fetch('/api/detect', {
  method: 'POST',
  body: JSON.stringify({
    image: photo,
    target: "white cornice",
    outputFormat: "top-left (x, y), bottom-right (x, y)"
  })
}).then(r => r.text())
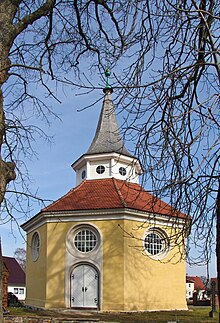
top-left (72, 152), bottom-right (142, 173)
top-left (21, 208), bottom-right (187, 233)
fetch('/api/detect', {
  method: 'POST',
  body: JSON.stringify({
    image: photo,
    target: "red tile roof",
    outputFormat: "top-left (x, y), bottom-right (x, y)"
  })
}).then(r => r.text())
top-left (186, 276), bottom-right (206, 290)
top-left (43, 178), bottom-right (187, 219)
top-left (3, 257), bottom-right (25, 285)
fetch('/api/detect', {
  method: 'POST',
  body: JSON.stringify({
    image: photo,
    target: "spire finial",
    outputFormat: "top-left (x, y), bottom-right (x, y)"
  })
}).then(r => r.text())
top-left (103, 68), bottom-right (113, 93)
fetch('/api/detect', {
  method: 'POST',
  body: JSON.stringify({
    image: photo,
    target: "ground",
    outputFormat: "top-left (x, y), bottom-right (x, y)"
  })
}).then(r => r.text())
top-left (4, 306), bottom-right (219, 322)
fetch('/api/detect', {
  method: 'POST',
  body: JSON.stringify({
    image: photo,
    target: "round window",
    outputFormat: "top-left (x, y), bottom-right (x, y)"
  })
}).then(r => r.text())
top-left (96, 165), bottom-right (105, 174)
top-left (81, 170), bottom-right (86, 179)
top-left (119, 167), bottom-right (126, 176)
top-left (31, 232), bottom-right (40, 261)
top-left (74, 229), bottom-right (97, 252)
top-left (144, 230), bottom-right (168, 257)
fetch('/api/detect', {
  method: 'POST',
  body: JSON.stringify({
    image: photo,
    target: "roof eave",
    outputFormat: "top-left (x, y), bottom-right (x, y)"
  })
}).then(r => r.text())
top-left (21, 207), bottom-right (188, 233)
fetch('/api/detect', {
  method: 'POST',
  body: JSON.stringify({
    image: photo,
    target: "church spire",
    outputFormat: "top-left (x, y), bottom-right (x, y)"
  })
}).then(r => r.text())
top-left (86, 70), bottom-right (131, 157)
top-left (72, 69), bottom-right (142, 185)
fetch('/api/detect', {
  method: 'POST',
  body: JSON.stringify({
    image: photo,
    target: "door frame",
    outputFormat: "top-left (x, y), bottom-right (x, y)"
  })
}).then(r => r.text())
top-left (70, 262), bottom-right (100, 310)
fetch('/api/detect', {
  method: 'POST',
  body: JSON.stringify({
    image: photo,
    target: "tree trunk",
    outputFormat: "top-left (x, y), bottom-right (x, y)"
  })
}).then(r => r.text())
top-left (0, 240), bottom-right (3, 322)
top-left (0, 12), bottom-right (16, 318)
top-left (0, 88), bottom-right (16, 205)
top-left (216, 180), bottom-right (220, 321)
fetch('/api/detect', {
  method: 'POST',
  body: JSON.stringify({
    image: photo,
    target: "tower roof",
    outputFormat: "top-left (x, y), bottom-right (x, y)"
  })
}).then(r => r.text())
top-left (86, 89), bottom-right (132, 157)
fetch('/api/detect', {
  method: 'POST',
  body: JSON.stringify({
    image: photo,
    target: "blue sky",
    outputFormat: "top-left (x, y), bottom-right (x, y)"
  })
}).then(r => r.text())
top-left (1, 81), bottom-right (217, 279)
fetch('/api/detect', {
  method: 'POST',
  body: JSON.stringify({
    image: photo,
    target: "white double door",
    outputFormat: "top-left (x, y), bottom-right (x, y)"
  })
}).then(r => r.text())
top-left (70, 264), bottom-right (99, 308)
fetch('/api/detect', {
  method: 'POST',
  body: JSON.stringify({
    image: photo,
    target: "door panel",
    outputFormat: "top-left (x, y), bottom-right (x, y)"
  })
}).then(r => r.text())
top-left (70, 264), bottom-right (99, 308)
top-left (70, 265), bottom-right (84, 307)
top-left (84, 265), bottom-right (98, 307)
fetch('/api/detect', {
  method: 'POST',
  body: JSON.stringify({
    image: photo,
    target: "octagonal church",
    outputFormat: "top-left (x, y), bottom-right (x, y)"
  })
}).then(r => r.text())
top-left (22, 85), bottom-right (188, 311)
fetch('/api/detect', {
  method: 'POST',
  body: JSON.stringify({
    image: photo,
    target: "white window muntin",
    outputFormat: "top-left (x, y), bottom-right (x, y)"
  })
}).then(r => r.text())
top-left (74, 226), bottom-right (99, 253)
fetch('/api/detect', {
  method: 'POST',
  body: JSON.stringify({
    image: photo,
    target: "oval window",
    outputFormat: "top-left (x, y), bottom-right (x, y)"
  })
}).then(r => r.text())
top-left (31, 232), bottom-right (40, 261)
top-left (144, 229), bottom-right (168, 258)
top-left (119, 167), bottom-right (126, 176)
top-left (96, 165), bottom-right (105, 174)
top-left (81, 170), bottom-right (86, 179)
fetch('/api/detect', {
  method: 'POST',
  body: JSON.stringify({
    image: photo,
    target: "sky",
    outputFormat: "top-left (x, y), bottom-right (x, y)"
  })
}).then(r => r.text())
top-left (1, 78), bottom-right (217, 279)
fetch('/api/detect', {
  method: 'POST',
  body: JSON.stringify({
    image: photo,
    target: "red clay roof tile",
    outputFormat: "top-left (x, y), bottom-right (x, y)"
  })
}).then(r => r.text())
top-left (43, 178), bottom-right (187, 219)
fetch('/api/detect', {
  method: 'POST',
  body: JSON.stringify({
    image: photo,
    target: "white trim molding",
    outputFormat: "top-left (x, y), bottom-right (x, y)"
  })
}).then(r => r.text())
top-left (21, 207), bottom-right (188, 234)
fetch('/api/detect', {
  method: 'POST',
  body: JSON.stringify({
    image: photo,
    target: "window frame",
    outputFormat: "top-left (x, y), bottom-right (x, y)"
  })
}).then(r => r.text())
top-left (31, 231), bottom-right (40, 261)
top-left (73, 226), bottom-right (99, 254)
top-left (96, 165), bottom-right (105, 174)
top-left (81, 170), bottom-right (86, 179)
top-left (119, 166), bottom-right (127, 176)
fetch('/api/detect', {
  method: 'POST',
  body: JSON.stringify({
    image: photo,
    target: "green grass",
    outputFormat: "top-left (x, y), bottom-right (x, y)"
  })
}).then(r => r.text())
top-left (6, 306), bottom-right (219, 323)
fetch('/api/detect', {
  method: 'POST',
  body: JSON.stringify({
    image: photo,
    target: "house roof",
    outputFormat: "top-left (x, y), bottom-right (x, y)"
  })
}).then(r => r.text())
top-left (3, 256), bottom-right (25, 285)
top-left (42, 178), bottom-right (187, 219)
top-left (186, 276), bottom-right (206, 290)
top-left (86, 88), bottom-right (132, 157)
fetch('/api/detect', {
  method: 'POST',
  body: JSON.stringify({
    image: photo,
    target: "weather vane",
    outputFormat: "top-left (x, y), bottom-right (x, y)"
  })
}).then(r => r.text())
top-left (105, 68), bottom-right (111, 89)
top-left (104, 48), bottom-right (113, 92)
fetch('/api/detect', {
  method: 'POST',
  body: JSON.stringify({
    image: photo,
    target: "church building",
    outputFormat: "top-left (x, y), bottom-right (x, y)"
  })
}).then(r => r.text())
top-left (22, 82), bottom-right (188, 311)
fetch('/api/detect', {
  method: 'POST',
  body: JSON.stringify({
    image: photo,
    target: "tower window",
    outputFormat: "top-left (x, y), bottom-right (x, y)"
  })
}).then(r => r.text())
top-left (119, 167), bottom-right (126, 176)
top-left (96, 165), bottom-right (105, 174)
top-left (81, 170), bottom-right (86, 179)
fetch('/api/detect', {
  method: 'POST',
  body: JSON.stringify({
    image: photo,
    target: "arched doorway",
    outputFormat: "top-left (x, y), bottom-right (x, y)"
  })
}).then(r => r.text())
top-left (70, 264), bottom-right (99, 308)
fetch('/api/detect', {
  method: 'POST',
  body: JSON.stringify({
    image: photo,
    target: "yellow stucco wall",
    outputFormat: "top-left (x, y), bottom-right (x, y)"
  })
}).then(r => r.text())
top-left (123, 220), bottom-right (187, 311)
top-left (25, 217), bottom-right (187, 311)
top-left (25, 225), bottom-right (47, 307)
top-left (100, 220), bottom-right (125, 311)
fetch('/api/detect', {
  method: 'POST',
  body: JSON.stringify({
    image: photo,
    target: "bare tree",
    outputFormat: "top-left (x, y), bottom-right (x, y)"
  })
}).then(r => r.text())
top-left (0, 0), bottom-right (135, 315)
top-left (109, 0), bottom-right (219, 317)
top-left (14, 247), bottom-right (26, 272)
top-left (0, 0), bottom-right (219, 318)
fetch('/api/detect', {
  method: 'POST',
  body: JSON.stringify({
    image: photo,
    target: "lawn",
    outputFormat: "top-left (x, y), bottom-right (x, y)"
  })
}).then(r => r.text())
top-left (7, 306), bottom-right (219, 323)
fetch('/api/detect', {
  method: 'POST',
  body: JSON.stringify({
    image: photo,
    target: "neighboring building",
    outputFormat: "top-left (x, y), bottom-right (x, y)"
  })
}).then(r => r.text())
top-left (22, 82), bottom-right (188, 311)
top-left (186, 277), bottom-right (195, 300)
top-left (186, 276), bottom-right (206, 300)
top-left (3, 256), bottom-right (26, 301)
